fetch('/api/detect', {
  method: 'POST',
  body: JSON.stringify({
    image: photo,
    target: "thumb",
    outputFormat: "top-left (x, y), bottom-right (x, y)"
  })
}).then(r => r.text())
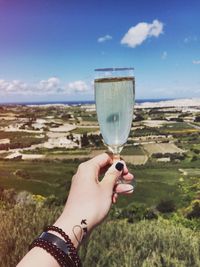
top-left (101, 161), bottom-right (124, 190)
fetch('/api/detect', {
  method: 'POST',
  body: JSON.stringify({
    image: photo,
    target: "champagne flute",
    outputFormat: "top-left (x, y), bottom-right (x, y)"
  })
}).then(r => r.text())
top-left (94, 67), bottom-right (135, 163)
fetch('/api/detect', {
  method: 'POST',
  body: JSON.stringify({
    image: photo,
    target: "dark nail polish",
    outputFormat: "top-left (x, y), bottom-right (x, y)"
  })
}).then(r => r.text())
top-left (115, 162), bottom-right (124, 171)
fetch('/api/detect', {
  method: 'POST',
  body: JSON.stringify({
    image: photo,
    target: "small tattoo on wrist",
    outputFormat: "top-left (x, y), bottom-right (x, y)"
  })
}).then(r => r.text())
top-left (72, 219), bottom-right (88, 245)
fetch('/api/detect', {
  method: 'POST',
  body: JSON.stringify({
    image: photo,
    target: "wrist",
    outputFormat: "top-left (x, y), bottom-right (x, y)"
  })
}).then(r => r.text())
top-left (53, 212), bottom-right (88, 249)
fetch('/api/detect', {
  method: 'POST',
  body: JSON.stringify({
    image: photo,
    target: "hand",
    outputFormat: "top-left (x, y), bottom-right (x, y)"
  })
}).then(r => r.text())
top-left (54, 153), bottom-right (134, 247)
top-left (17, 153), bottom-right (134, 267)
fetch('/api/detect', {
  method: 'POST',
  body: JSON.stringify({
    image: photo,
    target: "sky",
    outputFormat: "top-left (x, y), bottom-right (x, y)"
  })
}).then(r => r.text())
top-left (0, 0), bottom-right (200, 102)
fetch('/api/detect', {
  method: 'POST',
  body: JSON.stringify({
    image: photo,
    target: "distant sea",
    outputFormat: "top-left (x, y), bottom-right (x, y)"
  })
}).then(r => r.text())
top-left (0, 98), bottom-right (174, 106)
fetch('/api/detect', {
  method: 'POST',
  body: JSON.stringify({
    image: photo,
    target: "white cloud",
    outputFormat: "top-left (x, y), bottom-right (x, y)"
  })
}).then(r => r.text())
top-left (98, 34), bottom-right (112, 43)
top-left (0, 78), bottom-right (91, 96)
top-left (161, 51), bottom-right (167, 60)
top-left (193, 60), bottom-right (200, 65)
top-left (38, 77), bottom-right (60, 91)
top-left (0, 77), bottom-right (61, 95)
top-left (68, 80), bottom-right (89, 92)
top-left (0, 79), bottom-right (30, 94)
top-left (121, 19), bottom-right (164, 48)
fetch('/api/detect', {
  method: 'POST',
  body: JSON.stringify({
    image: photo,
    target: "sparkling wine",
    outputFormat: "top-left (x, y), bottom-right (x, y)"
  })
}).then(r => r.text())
top-left (95, 76), bottom-right (135, 153)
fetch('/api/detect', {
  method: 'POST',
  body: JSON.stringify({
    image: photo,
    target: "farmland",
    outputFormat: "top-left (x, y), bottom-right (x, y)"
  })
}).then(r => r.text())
top-left (0, 102), bottom-right (199, 207)
top-left (143, 143), bottom-right (184, 155)
top-left (0, 101), bottom-right (200, 266)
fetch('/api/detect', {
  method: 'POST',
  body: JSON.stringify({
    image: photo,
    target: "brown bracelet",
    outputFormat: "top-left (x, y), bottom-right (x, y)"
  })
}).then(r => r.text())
top-left (45, 225), bottom-right (82, 266)
top-left (29, 238), bottom-right (76, 267)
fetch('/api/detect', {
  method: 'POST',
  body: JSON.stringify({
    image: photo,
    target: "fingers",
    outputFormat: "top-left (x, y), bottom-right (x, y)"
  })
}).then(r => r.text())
top-left (77, 153), bottom-right (112, 179)
top-left (112, 192), bottom-right (118, 204)
top-left (112, 183), bottom-right (134, 203)
top-left (114, 183), bottom-right (134, 194)
top-left (88, 153), bottom-right (113, 169)
top-left (77, 153), bottom-right (133, 185)
top-left (101, 160), bottom-right (124, 188)
top-left (122, 172), bottom-right (134, 182)
top-left (117, 160), bottom-right (134, 182)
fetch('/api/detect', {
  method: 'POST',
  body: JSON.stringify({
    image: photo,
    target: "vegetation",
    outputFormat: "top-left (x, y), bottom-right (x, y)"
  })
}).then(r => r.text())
top-left (121, 145), bottom-right (145, 155)
top-left (0, 131), bottom-right (47, 150)
top-left (0, 201), bottom-right (61, 267)
top-left (81, 219), bottom-right (200, 267)
top-left (0, 160), bottom-right (79, 203)
top-left (0, 104), bottom-right (200, 266)
top-left (0, 199), bottom-right (199, 267)
top-left (72, 127), bottom-right (99, 134)
top-left (21, 147), bottom-right (91, 155)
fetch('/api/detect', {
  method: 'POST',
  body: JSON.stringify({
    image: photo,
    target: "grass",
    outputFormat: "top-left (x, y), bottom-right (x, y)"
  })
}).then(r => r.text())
top-left (142, 143), bottom-right (184, 155)
top-left (0, 136), bottom-right (200, 209)
top-left (1, 105), bottom-right (200, 267)
top-left (0, 120), bottom-right (16, 127)
top-left (160, 122), bottom-right (200, 134)
top-left (0, 159), bottom-right (194, 208)
top-left (0, 152), bottom-right (10, 159)
top-left (0, 160), bottom-right (79, 201)
top-left (0, 161), bottom-right (180, 206)
top-left (81, 115), bottom-right (97, 121)
top-left (0, 202), bottom-right (62, 266)
top-left (21, 147), bottom-right (90, 155)
top-left (0, 202), bottom-right (199, 267)
top-left (162, 122), bottom-right (194, 130)
top-left (117, 164), bottom-right (182, 207)
top-left (180, 168), bottom-right (200, 177)
top-left (71, 127), bottom-right (99, 134)
top-left (121, 145), bottom-right (145, 155)
top-left (80, 219), bottom-right (200, 267)
top-left (0, 131), bottom-right (46, 147)
top-left (192, 144), bottom-right (200, 150)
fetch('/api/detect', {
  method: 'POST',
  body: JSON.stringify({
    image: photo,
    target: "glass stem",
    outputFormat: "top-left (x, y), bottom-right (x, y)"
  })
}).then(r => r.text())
top-left (113, 153), bottom-right (120, 163)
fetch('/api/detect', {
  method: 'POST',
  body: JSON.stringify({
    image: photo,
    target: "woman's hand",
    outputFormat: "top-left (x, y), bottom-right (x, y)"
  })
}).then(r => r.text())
top-left (17, 153), bottom-right (134, 267)
top-left (54, 153), bottom-right (134, 247)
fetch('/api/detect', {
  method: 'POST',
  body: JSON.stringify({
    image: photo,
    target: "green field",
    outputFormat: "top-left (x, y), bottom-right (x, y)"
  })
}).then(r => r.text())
top-left (0, 159), bottom-right (198, 208)
top-left (21, 147), bottom-right (91, 155)
top-left (121, 145), bottom-right (145, 155)
top-left (0, 131), bottom-right (46, 148)
top-left (0, 105), bottom-right (200, 267)
top-left (71, 127), bottom-right (99, 134)
top-left (0, 160), bottom-right (79, 202)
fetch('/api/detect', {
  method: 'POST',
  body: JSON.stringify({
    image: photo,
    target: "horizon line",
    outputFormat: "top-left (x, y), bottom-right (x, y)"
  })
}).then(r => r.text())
top-left (0, 98), bottom-right (177, 105)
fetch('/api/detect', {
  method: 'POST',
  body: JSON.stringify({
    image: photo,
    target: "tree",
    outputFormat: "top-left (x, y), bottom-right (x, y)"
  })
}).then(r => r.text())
top-left (156, 200), bottom-right (176, 213)
top-left (81, 133), bottom-right (90, 147)
top-left (194, 116), bottom-right (200, 122)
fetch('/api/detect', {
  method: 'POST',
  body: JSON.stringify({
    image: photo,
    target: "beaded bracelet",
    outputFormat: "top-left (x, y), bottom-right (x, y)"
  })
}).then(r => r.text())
top-left (29, 238), bottom-right (75, 267)
top-left (30, 226), bottom-right (82, 267)
top-left (45, 225), bottom-right (82, 266)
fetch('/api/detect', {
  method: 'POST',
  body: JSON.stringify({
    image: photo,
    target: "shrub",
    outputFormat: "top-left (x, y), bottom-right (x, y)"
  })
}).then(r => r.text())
top-left (184, 200), bottom-right (200, 219)
top-left (110, 204), bottom-right (158, 222)
top-left (156, 200), bottom-right (176, 213)
top-left (0, 202), bottom-right (61, 267)
top-left (171, 213), bottom-right (200, 231)
top-left (80, 219), bottom-right (200, 267)
top-left (194, 116), bottom-right (200, 122)
top-left (0, 203), bottom-right (199, 267)
top-left (191, 155), bottom-right (198, 162)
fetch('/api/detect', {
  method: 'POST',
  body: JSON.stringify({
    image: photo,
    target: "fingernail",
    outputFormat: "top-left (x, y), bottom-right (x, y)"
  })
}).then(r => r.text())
top-left (115, 162), bottom-right (124, 171)
top-left (123, 184), bottom-right (133, 190)
top-left (122, 184), bottom-right (134, 193)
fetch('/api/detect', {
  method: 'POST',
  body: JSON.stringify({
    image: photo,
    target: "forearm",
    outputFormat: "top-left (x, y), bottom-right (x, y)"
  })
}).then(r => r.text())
top-left (17, 211), bottom-right (83, 267)
top-left (17, 154), bottom-right (133, 267)
top-left (17, 247), bottom-right (60, 267)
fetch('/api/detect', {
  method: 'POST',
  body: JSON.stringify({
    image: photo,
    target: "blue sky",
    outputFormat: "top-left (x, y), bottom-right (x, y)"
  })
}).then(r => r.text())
top-left (0, 0), bottom-right (200, 102)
